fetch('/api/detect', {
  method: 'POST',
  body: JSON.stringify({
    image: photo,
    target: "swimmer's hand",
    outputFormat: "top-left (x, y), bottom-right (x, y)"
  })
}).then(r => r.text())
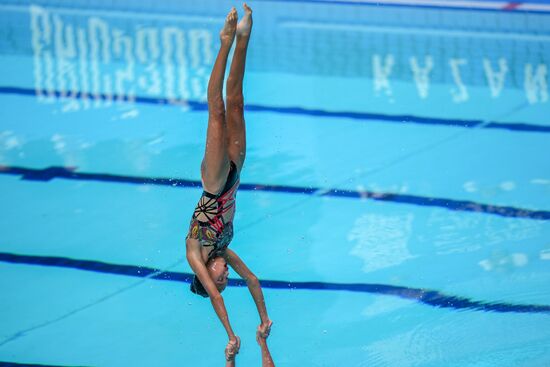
top-left (225, 335), bottom-right (241, 361)
top-left (256, 320), bottom-right (273, 343)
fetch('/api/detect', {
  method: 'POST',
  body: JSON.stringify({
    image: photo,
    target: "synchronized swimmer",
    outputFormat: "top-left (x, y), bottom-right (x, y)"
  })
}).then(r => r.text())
top-left (185, 4), bottom-right (274, 366)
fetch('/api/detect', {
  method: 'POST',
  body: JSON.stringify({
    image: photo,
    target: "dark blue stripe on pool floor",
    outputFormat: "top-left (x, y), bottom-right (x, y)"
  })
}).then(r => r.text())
top-left (1, 86), bottom-right (549, 133)
top-left (259, 0), bottom-right (550, 14)
top-left (0, 362), bottom-right (89, 367)
top-left (1, 252), bottom-right (549, 315)
top-left (1, 165), bottom-right (549, 220)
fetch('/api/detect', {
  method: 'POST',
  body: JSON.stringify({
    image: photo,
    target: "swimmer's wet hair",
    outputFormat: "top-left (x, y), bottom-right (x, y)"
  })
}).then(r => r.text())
top-left (190, 275), bottom-right (209, 298)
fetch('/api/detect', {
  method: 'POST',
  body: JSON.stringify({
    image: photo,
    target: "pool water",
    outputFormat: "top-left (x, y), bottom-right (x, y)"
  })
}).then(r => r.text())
top-left (0, 0), bottom-right (549, 366)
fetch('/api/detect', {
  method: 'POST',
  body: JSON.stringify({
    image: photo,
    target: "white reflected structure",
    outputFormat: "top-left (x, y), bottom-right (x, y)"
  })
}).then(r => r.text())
top-left (24, 4), bottom-right (550, 107)
top-left (410, 56), bottom-right (433, 99)
top-left (281, 20), bottom-right (549, 104)
top-left (483, 58), bottom-right (508, 98)
top-left (30, 5), bottom-right (214, 111)
top-left (449, 58), bottom-right (469, 103)
top-left (524, 63), bottom-right (548, 104)
top-left (373, 54), bottom-right (395, 99)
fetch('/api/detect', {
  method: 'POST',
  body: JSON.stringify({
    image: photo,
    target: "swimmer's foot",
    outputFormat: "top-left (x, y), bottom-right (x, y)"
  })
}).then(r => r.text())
top-left (236, 3), bottom-right (253, 41)
top-left (220, 8), bottom-right (238, 46)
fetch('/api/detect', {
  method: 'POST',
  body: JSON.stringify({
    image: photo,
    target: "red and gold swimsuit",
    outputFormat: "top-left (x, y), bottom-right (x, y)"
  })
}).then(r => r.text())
top-left (186, 161), bottom-right (240, 260)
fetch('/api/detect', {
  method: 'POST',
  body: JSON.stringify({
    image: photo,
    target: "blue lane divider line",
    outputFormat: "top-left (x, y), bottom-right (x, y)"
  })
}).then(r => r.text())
top-left (322, 188), bottom-right (550, 220)
top-left (0, 362), bottom-right (90, 367)
top-left (1, 252), bottom-right (549, 315)
top-left (245, 104), bottom-right (486, 128)
top-left (484, 121), bottom-right (550, 132)
top-left (258, 0), bottom-right (550, 14)
top-left (1, 86), bottom-right (548, 133)
top-left (1, 165), bottom-right (548, 220)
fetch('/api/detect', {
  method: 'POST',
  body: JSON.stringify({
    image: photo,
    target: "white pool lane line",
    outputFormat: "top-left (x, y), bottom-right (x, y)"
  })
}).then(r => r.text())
top-left (278, 0), bottom-right (550, 13)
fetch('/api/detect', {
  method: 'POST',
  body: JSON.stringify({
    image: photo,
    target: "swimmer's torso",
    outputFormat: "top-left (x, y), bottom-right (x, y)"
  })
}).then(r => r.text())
top-left (187, 161), bottom-right (240, 260)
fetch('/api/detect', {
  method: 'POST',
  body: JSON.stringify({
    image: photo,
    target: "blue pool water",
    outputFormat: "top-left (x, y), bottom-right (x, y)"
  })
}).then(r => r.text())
top-left (1, 0), bottom-right (549, 366)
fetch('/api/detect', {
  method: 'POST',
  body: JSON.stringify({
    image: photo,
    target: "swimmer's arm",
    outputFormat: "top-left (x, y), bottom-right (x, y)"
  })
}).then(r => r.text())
top-left (186, 245), bottom-right (236, 340)
top-left (224, 248), bottom-right (270, 325)
top-left (258, 336), bottom-right (275, 367)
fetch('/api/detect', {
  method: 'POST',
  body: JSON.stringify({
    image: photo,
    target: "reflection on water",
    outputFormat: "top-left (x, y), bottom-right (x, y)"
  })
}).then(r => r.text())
top-left (478, 250), bottom-right (528, 273)
top-left (347, 208), bottom-right (544, 266)
top-left (425, 209), bottom-right (543, 255)
top-left (30, 5), bottom-right (214, 110)
top-left (348, 212), bottom-right (416, 272)
top-left (365, 309), bottom-right (550, 367)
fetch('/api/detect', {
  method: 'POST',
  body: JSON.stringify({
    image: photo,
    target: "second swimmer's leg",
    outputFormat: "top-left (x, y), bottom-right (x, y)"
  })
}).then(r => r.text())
top-left (225, 3), bottom-right (253, 173)
top-left (201, 8), bottom-right (237, 194)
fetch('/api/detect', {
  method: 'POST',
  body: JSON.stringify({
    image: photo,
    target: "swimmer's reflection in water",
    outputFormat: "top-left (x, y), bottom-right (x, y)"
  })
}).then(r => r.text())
top-left (184, 4), bottom-right (274, 366)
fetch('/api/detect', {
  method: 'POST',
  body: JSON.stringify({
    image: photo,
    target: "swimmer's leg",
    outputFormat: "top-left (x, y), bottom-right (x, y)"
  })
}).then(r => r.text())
top-left (201, 8), bottom-right (237, 194)
top-left (225, 3), bottom-right (252, 173)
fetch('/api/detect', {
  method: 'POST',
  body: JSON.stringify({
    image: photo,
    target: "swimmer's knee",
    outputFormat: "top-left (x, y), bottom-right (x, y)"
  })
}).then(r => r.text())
top-left (200, 162), bottom-right (229, 194)
top-left (226, 94), bottom-right (244, 114)
top-left (245, 274), bottom-right (259, 286)
top-left (208, 96), bottom-right (226, 119)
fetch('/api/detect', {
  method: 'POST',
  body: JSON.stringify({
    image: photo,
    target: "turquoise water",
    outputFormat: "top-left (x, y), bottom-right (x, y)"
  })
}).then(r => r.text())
top-left (1, 0), bottom-right (550, 366)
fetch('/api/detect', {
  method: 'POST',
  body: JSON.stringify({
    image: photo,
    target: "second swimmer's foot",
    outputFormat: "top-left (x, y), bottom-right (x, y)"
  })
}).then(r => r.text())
top-left (220, 8), bottom-right (237, 44)
top-left (237, 3), bottom-right (253, 39)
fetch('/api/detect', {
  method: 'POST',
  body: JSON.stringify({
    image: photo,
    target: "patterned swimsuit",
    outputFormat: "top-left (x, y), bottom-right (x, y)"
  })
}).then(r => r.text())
top-left (186, 161), bottom-right (240, 260)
